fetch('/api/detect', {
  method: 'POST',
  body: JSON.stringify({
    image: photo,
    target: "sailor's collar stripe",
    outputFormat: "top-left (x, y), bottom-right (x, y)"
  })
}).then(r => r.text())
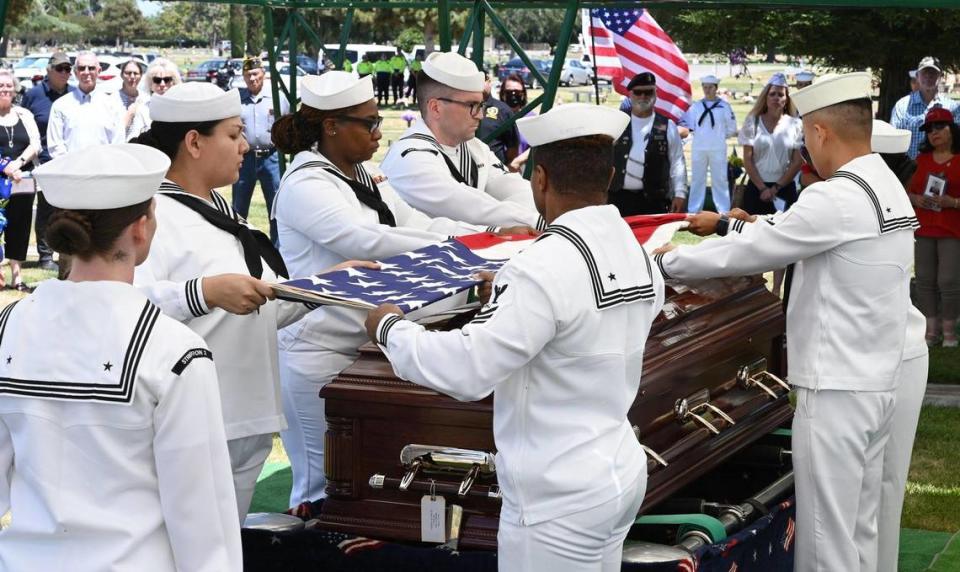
top-left (0, 301), bottom-right (159, 404)
top-left (541, 224), bottom-right (656, 309)
top-left (830, 170), bottom-right (920, 233)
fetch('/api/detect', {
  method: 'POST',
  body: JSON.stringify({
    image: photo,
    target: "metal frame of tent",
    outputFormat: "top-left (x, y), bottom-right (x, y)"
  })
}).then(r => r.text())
top-left (2, 0), bottom-right (958, 170)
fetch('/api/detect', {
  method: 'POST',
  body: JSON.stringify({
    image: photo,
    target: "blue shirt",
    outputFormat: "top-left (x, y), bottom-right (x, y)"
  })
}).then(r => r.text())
top-left (890, 91), bottom-right (960, 159)
top-left (239, 87), bottom-right (290, 150)
top-left (21, 80), bottom-right (77, 163)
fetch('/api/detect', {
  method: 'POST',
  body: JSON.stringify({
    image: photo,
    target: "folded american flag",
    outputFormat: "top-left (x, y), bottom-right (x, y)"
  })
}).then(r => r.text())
top-left (272, 214), bottom-right (686, 312)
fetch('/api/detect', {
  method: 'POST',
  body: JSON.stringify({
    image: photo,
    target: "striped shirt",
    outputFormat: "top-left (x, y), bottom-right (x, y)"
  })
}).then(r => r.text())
top-left (890, 91), bottom-right (960, 159)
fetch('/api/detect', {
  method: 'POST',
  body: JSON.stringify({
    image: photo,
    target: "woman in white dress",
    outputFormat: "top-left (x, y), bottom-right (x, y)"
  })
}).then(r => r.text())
top-left (131, 81), bottom-right (367, 520)
top-left (0, 143), bottom-right (241, 571)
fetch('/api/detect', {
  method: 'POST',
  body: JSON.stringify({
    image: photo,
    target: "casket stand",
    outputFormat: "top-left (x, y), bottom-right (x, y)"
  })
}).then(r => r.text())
top-left (315, 275), bottom-right (792, 549)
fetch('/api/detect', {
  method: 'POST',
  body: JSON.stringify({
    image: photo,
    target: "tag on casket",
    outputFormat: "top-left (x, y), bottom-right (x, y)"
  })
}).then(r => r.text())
top-left (420, 495), bottom-right (446, 542)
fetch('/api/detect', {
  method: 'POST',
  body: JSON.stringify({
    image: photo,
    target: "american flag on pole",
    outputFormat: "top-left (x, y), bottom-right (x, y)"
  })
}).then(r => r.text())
top-left (582, 7), bottom-right (692, 121)
top-left (273, 214), bottom-right (687, 311)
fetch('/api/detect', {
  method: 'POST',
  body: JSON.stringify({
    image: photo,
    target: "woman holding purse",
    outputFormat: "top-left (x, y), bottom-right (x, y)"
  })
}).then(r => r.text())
top-left (0, 68), bottom-right (41, 291)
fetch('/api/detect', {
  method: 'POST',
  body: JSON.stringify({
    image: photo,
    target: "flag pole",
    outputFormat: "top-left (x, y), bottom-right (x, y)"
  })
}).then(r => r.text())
top-left (588, 9), bottom-right (601, 106)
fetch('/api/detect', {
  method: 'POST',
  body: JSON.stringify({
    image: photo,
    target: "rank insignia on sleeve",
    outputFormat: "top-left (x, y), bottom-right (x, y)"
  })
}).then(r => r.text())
top-left (172, 347), bottom-right (214, 375)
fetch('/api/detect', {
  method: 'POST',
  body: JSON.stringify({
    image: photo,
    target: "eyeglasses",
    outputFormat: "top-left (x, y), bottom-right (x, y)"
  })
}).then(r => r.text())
top-left (53, 65), bottom-right (72, 73)
top-left (152, 76), bottom-right (175, 85)
top-left (335, 115), bottom-right (384, 133)
top-left (437, 97), bottom-right (486, 116)
top-left (799, 144), bottom-right (812, 166)
top-left (631, 89), bottom-right (656, 97)
top-left (928, 122), bottom-right (951, 131)
top-left (76, 65), bottom-right (99, 72)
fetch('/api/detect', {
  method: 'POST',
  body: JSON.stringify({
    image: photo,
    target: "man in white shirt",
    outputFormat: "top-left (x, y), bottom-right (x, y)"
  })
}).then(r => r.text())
top-left (609, 72), bottom-right (687, 216)
top-left (366, 103), bottom-right (662, 571)
top-left (380, 51), bottom-right (544, 231)
top-left (47, 51), bottom-right (125, 158)
top-left (654, 73), bottom-right (928, 572)
top-left (681, 75), bottom-right (737, 213)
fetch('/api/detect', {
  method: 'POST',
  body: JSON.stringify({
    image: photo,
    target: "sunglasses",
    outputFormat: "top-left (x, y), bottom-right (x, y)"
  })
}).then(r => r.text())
top-left (76, 65), bottom-right (99, 72)
top-left (800, 144), bottom-right (812, 166)
top-left (53, 65), bottom-right (72, 73)
top-left (631, 89), bottom-right (656, 97)
top-left (437, 97), bottom-right (486, 117)
top-left (152, 76), bottom-right (175, 85)
top-left (335, 115), bottom-right (384, 133)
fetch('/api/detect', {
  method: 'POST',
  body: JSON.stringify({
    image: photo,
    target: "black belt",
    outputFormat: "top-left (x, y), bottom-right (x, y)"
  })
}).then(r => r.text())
top-left (252, 148), bottom-right (275, 158)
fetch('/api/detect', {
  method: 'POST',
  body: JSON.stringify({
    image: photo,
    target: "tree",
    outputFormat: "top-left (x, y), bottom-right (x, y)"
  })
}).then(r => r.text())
top-left (245, 6), bottom-right (264, 56)
top-left (98, 0), bottom-right (145, 48)
top-left (654, 7), bottom-right (960, 121)
top-left (229, 5), bottom-right (245, 57)
top-left (150, 2), bottom-right (227, 48)
top-left (395, 27), bottom-right (424, 53)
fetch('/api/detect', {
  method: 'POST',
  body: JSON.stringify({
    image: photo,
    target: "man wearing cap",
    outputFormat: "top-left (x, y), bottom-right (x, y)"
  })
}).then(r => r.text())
top-left (909, 69), bottom-right (919, 93)
top-left (654, 72), bottom-right (927, 572)
top-left (681, 75), bottom-right (737, 213)
top-left (366, 103), bottom-right (662, 570)
top-left (47, 51), bottom-right (125, 159)
top-left (21, 51), bottom-right (77, 273)
top-left (478, 71), bottom-right (520, 165)
top-left (610, 72), bottom-right (688, 216)
top-left (795, 70), bottom-right (815, 90)
top-left (233, 56), bottom-right (288, 245)
top-left (892, 56), bottom-right (960, 159)
top-left (1, 143), bottom-right (242, 571)
top-left (381, 51), bottom-right (543, 230)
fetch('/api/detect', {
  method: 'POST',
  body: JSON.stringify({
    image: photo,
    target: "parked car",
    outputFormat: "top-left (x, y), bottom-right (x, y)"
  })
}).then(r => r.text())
top-left (184, 58), bottom-right (228, 82)
top-left (13, 53), bottom-right (52, 92)
top-left (278, 52), bottom-right (319, 75)
top-left (496, 57), bottom-right (552, 88)
top-left (560, 58), bottom-right (593, 86)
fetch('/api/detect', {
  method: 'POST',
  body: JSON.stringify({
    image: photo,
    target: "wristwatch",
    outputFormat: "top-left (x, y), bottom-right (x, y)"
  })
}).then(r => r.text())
top-left (716, 213), bottom-right (730, 237)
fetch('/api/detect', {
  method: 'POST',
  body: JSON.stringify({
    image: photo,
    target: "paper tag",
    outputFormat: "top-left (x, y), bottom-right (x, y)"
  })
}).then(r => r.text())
top-left (420, 494), bottom-right (446, 543)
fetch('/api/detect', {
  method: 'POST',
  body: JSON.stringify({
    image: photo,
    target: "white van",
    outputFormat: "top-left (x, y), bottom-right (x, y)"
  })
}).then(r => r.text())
top-left (319, 44), bottom-right (398, 74)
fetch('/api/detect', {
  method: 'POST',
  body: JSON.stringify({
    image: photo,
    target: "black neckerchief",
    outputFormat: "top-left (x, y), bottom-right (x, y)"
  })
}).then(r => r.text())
top-left (698, 100), bottom-right (723, 128)
top-left (287, 161), bottom-right (397, 227)
top-left (158, 182), bottom-right (288, 279)
top-left (400, 133), bottom-right (479, 188)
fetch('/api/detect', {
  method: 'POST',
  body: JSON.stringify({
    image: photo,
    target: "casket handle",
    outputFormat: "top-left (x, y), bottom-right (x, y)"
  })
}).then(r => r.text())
top-left (757, 371), bottom-right (790, 391)
top-left (458, 464), bottom-right (482, 497)
top-left (641, 444), bottom-right (669, 467)
top-left (399, 458), bottom-right (422, 491)
top-left (694, 402), bottom-right (736, 426)
top-left (675, 398), bottom-right (720, 435)
top-left (736, 361), bottom-right (789, 399)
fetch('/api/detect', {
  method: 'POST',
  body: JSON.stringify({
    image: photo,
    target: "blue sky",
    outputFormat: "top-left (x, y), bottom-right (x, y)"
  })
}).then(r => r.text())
top-left (137, 0), bottom-right (162, 17)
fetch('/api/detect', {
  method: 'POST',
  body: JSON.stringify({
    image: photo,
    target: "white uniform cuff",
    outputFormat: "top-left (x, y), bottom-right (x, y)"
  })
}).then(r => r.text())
top-left (376, 313), bottom-right (404, 346)
top-left (183, 277), bottom-right (210, 317)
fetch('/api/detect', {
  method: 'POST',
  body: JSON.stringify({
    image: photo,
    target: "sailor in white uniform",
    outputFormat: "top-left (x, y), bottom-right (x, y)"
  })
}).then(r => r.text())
top-left (0, 144), bottom-right (241, 571)
top-left (654, 73), bottom-right (928, 572)
top-left (680, 75), bottom-right (737, 213)
top-left (272, 72), bottom-right (489, 505)
top-left (366, 104), bottom-right (664, 572)
top-left (131, 82), bottom-right (335, 520)
top-left (380, 51), bottom-right (545, 231)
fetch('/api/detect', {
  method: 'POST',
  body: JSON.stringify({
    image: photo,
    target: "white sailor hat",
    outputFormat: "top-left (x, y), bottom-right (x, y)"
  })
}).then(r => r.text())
top-left (871, 119), bottom-right (911, 154)
top-left (422, 51), bottom-right (484, 93)
top-left (792, 72), bottom-right (872, 116)
top-left (767, 73), bottom-right (788, 87)
top-left (516, 103), bottom-right (629, 148)
top-left (149, 82), bottom-right (241, 123)
top-left (33, 144), bottom-right (169, 210)
top-left (700, 74), bottom-right (720, 85)
top-left (300, 72), bottom-right (374, 110)
top-left (795, 70), bottom-right (815, 83)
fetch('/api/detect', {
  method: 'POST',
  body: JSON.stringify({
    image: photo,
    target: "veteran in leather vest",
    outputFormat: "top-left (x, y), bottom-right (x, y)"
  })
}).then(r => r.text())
top-left (609, 72), bottom-right (688, 216)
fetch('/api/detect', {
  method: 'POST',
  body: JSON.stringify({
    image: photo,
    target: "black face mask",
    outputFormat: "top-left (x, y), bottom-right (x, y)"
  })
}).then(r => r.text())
top-left (503, 91), bottom-right (525, 109)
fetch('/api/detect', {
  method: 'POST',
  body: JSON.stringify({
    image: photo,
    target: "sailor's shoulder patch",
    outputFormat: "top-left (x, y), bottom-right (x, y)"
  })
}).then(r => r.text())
top-left (172, 347), bottom-right (213, 375)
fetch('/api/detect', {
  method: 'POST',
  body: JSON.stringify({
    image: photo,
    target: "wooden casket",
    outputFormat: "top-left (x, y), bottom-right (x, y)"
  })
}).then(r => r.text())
top-left (316, 276), bottom-right (792, 550)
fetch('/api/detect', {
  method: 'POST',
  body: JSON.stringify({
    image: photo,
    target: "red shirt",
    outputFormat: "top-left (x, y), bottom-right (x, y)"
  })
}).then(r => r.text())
top-left (908, 152), bottom-right (960, 238)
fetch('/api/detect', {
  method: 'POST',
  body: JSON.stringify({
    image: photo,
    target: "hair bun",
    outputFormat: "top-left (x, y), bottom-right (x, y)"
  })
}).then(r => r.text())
top-left (45, 210), bottom-right (94, 256)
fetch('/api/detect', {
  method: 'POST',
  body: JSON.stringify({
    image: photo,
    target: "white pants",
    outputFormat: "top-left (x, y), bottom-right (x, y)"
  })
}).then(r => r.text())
top-left (227, 432), bottom-right (274, 522)
top-left (688, 147), bottom-right (730, 213)
top-left (792, 387), bottom-right (896, 572)
top-left (279, 345), bottom-right (355, 506)
top-left (878, 356), bottom-right (928, 572)
top-left (497, 476), bottom-right (646, 572)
